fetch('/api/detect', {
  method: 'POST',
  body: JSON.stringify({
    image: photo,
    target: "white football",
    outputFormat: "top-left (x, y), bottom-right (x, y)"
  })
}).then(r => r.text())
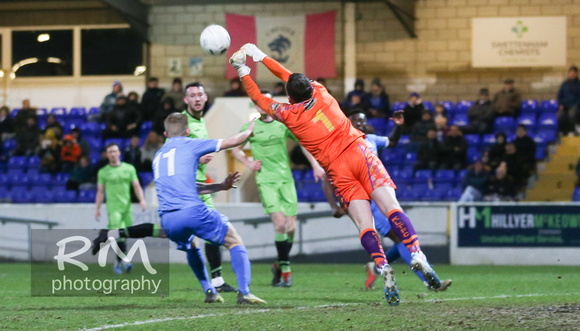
top-left (200, 24), bottom-right (231, 56)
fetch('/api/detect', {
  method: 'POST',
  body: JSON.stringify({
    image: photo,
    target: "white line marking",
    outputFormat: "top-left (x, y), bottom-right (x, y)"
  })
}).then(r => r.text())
top-left (82, 293), bottom-right (579, 330)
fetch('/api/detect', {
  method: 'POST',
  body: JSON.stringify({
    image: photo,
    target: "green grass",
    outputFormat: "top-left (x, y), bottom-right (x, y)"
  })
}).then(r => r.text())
top-left (1, 262), bottom-right (579, 330)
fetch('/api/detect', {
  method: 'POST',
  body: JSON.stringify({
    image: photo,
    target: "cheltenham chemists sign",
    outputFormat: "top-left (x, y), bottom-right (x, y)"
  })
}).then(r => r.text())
top-left (457, 205), bottom-right (580, 247)
top-left (472, 17), bottom-right (566, 67)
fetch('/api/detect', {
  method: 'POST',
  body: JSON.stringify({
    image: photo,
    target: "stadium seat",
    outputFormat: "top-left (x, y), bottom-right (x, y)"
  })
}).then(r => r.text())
top-left (413, 169), bottom-right (432, 184)
top-left (7, 168), bottom-right (24, 176)
top-left (36, 108), bottom-right (48, 120)
top-left (54, 190), bottom-right (77, 203)
top-left (517, 114), bottom-right (537, 129)
top-left (573, 188), bottom-right (580, 201)
top-left (88, 107), bottom-right (100, 115)
top-left (11, 191), bottom-right (36, 204)
top-left (381, 149), bottom-right (404, 167)
top-left (80, 122), bottom-right (101, 136)
top-left (454, 100), bottom-right (473, 113)
top-left (403, 152), bottom-right (417, 165)
top-left (457, 169), bottom-right (468, 180)
top-left (302, 182), bottom-right (325, 202)
top-left (520, 99), bottom-right (539, 115)
top-left (0, 189), bottom-right (10, 201)
top-left (439, 101), bottom-right (454, 112)
top-left (63, 120), bottom-right (84, 134)
top-left (482, 134), bottom-right (496, 147)
top-left (541, 99), bottom-right (558, 113)
top-left (51, 173), bottom-right (70, 188)
top-left (69, 107), bottom-right (87, 120)
top-left (536, 129), bottom-right (557, 143)
top-left (421, 188), bottom-right (444, 201)
top-left (391, 168), bottom-right (413, 185)
top-left (30, 173), bottom-right (52, 187)
top-left (302, 169), bottom-right (314, 181)
top-left (434, 182), bottom-right (455, 190)
top-left (433, 170), bottom-right (455, 184)
top-left (422, 101), bottom-right (433, 111)
top-left (87, 138), bottom-right (103, 152)
top-left (494, 117), bottom-right (515, 132)
top-left (397, 189), bottom-right (421, 202)
top-left (2, 139), bottom-right (16, 155)
top-left (444, 187), bottom-right (463, 201)
top-left (535, 148), bottom-right (545, 160)
top-left (538, 113), bottom-right (558, 130)
top-left (467, 147), bottom-right (480, 163)
top-left (8, 156), bottom-right (27, 170)
top-left (10, 185), bottom-right (29, 195)
top-left (78, 190), bottom-right (97, 203)
top-left (291, 170), bottom-right (303, 181)
top-left (451, 114), bottom-right (469, 126)
top-left (463, 134), bottom-right (481, 147)
top-left (140, 121), bottom-right (153, 134)
top-left (28, 156), bottom-right (40, 169)
top-left (139, 172), bottom-right (154, 187)
top-left (0, 175), bottom-right (11, 188)
top-left (10, 108), bottom-right (19, 117)
top-left (50, 107), bottom-right (67, 119)
top-left (392, 102), bottom-right (406, 111)
top-left (398, 135), bottom-right (411, 145)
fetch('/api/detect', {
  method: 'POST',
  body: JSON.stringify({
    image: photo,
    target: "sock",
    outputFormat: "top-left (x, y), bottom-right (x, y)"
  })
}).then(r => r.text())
top-left (385, 244), bottom-right (401, 263)
top-left (116, 239), bottom-right (126, 262)
top-left (275, 233), bottom-right (291, 273)
top-left (388, 209), bottom-right (421, 253)
top-left (287, 233), bottom-right (295, 253)
top-left (205, 242), bottom-right (222, 279)
top-left (186, 247), bottom-right (214, 294)
top-left (230, 245), bottom-right (251, 295)
top-left (360, 229), bottom-right (387, 269)
top-left (118, 223), bottom-right (161, 238)
top-left (395, 242), bottom-right (425, 282)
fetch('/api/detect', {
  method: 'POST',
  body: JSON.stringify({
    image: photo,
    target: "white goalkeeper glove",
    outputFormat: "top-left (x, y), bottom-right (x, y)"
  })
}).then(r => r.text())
top-left (241, 43), bottom-right (267, 62)
top-left (229, 50), bottom-right (251, 77)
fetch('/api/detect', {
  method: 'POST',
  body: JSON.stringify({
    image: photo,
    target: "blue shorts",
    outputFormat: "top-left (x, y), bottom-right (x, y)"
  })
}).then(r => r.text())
top-left (371, 201), bottom-right (391, 236)
top-left (160, 205), bottom-right (229, 251)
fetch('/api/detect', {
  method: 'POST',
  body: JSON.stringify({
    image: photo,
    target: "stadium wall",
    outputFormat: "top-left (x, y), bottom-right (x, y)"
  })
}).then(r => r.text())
top-left (148, 0), bottom-right (575, 103)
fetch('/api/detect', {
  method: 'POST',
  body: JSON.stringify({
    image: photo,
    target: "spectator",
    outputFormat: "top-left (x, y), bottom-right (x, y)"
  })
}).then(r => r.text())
top-left (70, 127), bottom-right (90, 156)
top-left (141, 77), bottom-right (164, 121)
top-left (433, 104), bottom-right (447, 121)
top-left (0, 106), bottom-right (15, 141)
top-left (127, 91), bottom-right (140, 104)
top-left (503, 142), bottom-right (527, 190)
top-left (123, 135), bottom-right (143, 170)
top-left (343, 79), bottom-right (366, 111)
top-left (466, 88), bottom-right (494, 134)
top-left (434, 116), bottom-right (449, 142)
top-left (60, 134), bottom-right (82, 172)
top-left (272, 82), bottom-right (286, 96)
top-left (492, 79), bottom-right (522, 118)
top-left (66, 155), bottom-right (96, 191)
top-left (486, 132), bottom-right (507, 169)
top-left (513, 124), bottom-right (537, 169)
top-left (97, 80), bottom-right (123, 122)
top-left (363, 78), bottom-right (390, 118)
top-left (153, 97), bottom-right (177, 136)
top-left (163, 78), bottom-right (185, 111)
top-left (458, 160), bottom-right (490, 202)
top-left (557, 65), bottom-right (580, 135)
top-left (15, 117), bottom-right (40, 156)
top-left (484, 162), bottom-right (516, 201)
top-left (44, 114), bottom-right (64, 140)
top-left (37, 128), bottom-right (60, 173)
top-left (402, 92), bottom-right (425, 134)
top-left (414, 129), bottom-right (441, 172)
top-left (411, 110), bottom-right (436, 143)
top-left (141, 131), bottom-right (163, 170)
top-left (440, 125), bottom-right (468, 170)
top-left (224, 78), bottom-right (246, 97)
top-left (102, 96), bottom-right (142, 139)
top-left (15, 99), bottom-right (38, 134)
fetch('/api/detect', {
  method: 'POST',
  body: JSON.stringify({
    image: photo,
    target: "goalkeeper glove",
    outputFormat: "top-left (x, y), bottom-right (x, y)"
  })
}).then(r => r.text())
top-left (241, 43), bottom-right (267, 62)
top-left (229, 50), bottom-right (251, 77)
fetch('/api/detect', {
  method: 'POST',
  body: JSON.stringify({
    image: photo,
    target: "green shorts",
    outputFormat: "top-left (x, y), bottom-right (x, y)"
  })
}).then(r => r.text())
top-left (257, 181), bottom-right (298, 216)
top-left (200, 193), bottom-right (215, 209)
top-left (107, 209), bottom-right (133, 229)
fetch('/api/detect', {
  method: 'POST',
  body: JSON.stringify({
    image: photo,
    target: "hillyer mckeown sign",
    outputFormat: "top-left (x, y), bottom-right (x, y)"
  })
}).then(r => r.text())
top-left (457, 205), bottom-right (580, 247)
top-left (472, 17), bottom-right (566, 68)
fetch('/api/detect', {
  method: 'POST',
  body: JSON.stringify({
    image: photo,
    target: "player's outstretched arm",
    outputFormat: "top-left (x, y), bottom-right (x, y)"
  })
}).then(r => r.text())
top-left (241, 43), bottom-right (292, 82)
top-left (197, 172), bottom-right (241, 195)
top-left (387, 110), bottom-right (404, 148)
top-left (220, 119), bottom-right (256, 150)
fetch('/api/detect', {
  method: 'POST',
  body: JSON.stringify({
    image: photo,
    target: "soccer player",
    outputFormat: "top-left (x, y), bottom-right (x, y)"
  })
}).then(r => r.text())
top-left (181, 81), bottom-right (236, 293)
top-left (232, 90), bottom-right (302, 287)
top-left (348, 110), bottom-right (452, 292)
top-left (95, 143), bottom-right (146, 274)
top-left (229, 44), bottom-right (440, 305)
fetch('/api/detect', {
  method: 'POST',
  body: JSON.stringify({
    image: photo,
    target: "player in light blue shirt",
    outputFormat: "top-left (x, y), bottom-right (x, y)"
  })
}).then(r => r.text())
top-left (349, 109), bottom-right (451, 292)
top-left (154, 113), bottom-right (265, 304)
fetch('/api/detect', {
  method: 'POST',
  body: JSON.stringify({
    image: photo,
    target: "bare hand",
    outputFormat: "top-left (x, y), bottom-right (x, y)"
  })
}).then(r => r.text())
top-left (390, 110), bottom-right (404, 126)
top-left (313, 165), bottom-right (326, 183)
top-left (199, 154), bottom-right (214, 164)
top-left (222, 171), bottom-right (241, 190)
top-left (127, 123), bottom-right (137, 130)
top-left (139, 200), bottom-right (147, 211)
top-left (250, 160), bottom-right (262, 172)
top-left (95, 210), bottom-right (101, 222)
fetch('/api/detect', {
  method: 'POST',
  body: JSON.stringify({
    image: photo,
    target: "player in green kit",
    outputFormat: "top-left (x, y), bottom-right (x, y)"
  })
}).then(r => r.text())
top-left (233, 90), bottom-right (316, 287)
top-left (95, 143), bottom-right (146, 274)
top-left (181, 81), bottom-right (236, 292)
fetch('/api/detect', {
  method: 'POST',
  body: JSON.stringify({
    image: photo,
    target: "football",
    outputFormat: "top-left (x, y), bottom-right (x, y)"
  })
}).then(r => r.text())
top-left (200, 24), bottom-right (231, 56)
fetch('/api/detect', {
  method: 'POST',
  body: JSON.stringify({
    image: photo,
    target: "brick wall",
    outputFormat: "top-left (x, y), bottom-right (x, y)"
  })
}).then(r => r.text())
top-left (149, 0), bottom-right (575, 104)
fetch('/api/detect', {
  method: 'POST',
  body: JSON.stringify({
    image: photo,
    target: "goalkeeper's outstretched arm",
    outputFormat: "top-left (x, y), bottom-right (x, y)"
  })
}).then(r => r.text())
top-left (241, 43), bottom-right (292, 82)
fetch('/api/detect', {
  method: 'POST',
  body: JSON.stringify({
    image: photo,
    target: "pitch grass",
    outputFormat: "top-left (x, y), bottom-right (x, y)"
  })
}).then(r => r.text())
top-left (1, 263), bottom-right (579, 330)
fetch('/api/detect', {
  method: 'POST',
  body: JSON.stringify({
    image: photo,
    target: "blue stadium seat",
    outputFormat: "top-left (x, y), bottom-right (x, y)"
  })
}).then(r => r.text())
top-left (520, 99), bottom-right (539, 115)
top-left (433, 170), bottom-right (455, 184)
top-left (411, 183), bottom-right (430, 192)
top-left (421, 188), bottom-right (444, 201)
top-left (36, 108), bottom-right (48, 120)
top-left (467, 147), bottom-right (480, 163)
top-left (0, 189), bottom-right (10, 201)
top-left (51, 173), bottom-right (70, 188)
top-left (517, 114), bottom-right (537, 129)
top-left (392, 102), bottom-right (406, 111)
top-left (422, 101), bottom-right (433, 111)
top-left (10, 185), bottom-right (29, 195)
top-left (573, 188), bottom-right (580, 201)
top-left (538, 113), bottom-right (557, 130)
top-left (413, 169), bottom-right (432, 184)
top-left (457, 169), bottom-right (468, 180)
top-left (535, 148), bottom-right (545, 160)
top-left (139, 172), bottom-right (154, 186)
top-left (403, 152), bottom-right (417, 165)
top-left (536, 129), bottom-right (557, 143)
top-left (451, 114), bottom-right (469, 126)
top-left (80, 122), bottom-right (100, 135)
top-left (482, 134), bottom-right (496, 147)
top-left (541, 99), bottom-right (558, 113)
top-left (10, 108), bottom-right (19, 117)
top-left (87, 138), bottom-right (103, 152)
top-left (434, 182), bottom-right (455, 190)
top-left (11, 191), bottom-right (36, 203)
top-left (0, 175), bottom-right (11, 188)
top-left (381, 149), bottom-right (404, 167)
top-left (397, 189), bottom-right (421, 202)
top-left (63, 120), bottom-right (84, 134)
top-left (7, 168), bottom-right (24, 176)
top-left (28, 156), bottom-right (40, 169)
top-left (367, 118), bottom-right (389, 135)
top-left (439, 101), bottom-right (454, 112)
top-left (8, 156), bottom-right (27, 170)
top-left (140, 121), bottom-right (153, 134)
top-left (398, 135), bottom-right (411, 145)
top-left (494, 117), bottom-right (515, 132)
top-left (30, 173), bottom-right (52, 187)
top-left (88, 107), bottom-right (100, 115)
top-left (69, 107), bottom-right (87, 120)
top-left (391, 168), bottom-right (413, 185)
top-left (54, 190), bottom-right (77, 203)
top-left (78, 190), bottom-right (97, 203)
top-left (302, 182), bottom-right (325, 202)
top-left (50, 107), bottom-right (67, 117)
top-left (463, 134), bottom-right (481, 147)
top-left (292, 170), bottom-right (303, 181)
top-left (2, 139), bottom-right (16, 155)
top-left (444, 187), bottom-right (463, 201)
top-left (454, 100), bottom-right (473, 113)
top-left (302, 169), bottom-right (314, 181)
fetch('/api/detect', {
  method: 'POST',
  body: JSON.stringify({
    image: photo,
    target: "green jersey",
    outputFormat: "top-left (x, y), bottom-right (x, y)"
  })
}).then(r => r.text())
top-left (182, 110), bottom-right (208, 182)
top-left (241, 118), bottom-right (297, 184)
top-left (97, 162), bottom-right (138, 214)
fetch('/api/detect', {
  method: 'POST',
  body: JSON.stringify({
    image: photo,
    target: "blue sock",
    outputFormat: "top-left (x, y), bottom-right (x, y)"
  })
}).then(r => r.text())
top-left (385, 244), bottom-right (401, 263)
top-left (230, 245), bottom-right (251, 294)
top-left (396, 242), bottom-right (425, 282)
top-left (186, 248), bottom-right (214, 294)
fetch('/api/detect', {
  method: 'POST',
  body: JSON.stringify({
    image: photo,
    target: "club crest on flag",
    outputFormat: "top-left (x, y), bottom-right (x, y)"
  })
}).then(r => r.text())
top-left (268, 35), bottom-right (292, 64)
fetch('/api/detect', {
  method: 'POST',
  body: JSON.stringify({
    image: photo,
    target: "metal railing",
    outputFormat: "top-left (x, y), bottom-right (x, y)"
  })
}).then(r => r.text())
top-left (0, 217), bottom-right (59, 261)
